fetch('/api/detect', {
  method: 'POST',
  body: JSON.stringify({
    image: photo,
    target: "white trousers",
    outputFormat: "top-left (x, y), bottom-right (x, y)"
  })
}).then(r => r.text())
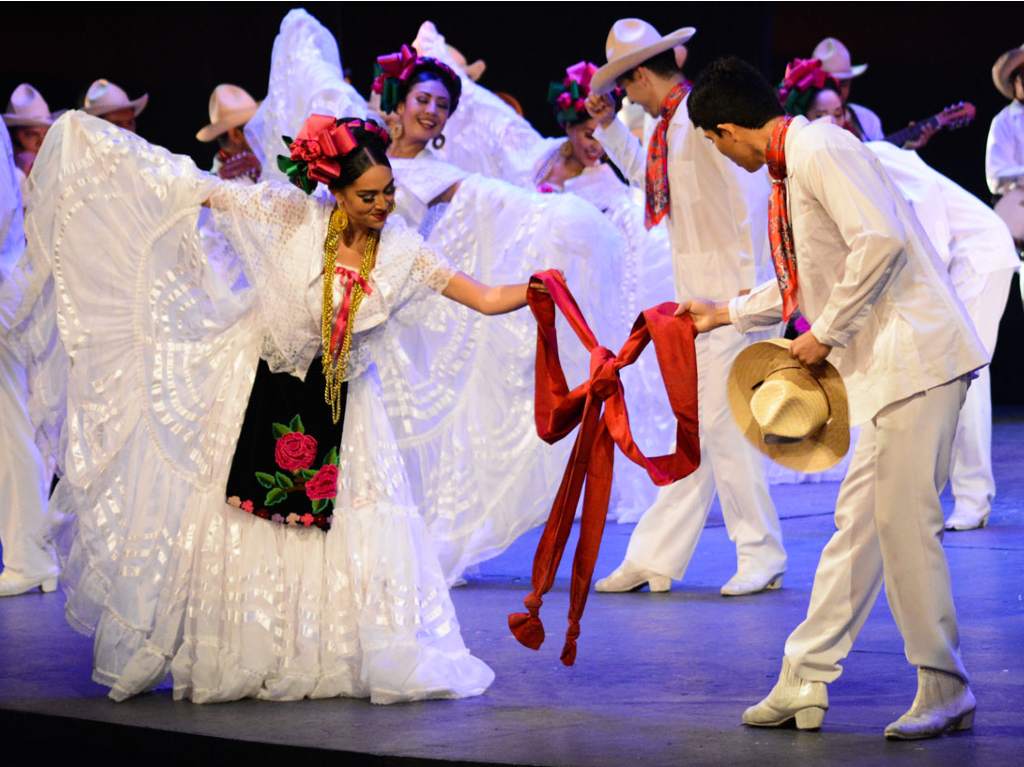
top-left (0, 339), bottom-right (56, 577)
top-left (949, 267), bottom-right (1015, 517)
top-left (624, 325), bottom-right (786, 580)
top-left (785, 376), bottom-right (969, 683)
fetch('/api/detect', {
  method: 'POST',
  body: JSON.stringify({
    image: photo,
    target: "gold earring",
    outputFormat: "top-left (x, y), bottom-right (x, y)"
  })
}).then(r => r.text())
top-left (386, 200), bottom-right (397, 213)
top-left (338, 207), bottom-right (349, 230)
top-left (560, 140), bottom-right (574, 158)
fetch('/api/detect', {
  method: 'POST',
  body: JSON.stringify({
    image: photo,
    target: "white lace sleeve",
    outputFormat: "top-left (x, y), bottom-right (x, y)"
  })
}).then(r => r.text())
top-left (246, 8), bottom-right (371, 184)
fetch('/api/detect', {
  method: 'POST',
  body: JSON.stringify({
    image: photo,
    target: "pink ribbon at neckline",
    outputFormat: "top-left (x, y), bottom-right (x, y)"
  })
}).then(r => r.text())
top-left (329, 267), bottom-right (374, 357)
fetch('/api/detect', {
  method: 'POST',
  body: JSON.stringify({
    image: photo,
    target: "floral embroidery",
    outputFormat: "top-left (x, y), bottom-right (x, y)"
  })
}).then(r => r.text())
top-left (236, 413), bottom-right (341, 532)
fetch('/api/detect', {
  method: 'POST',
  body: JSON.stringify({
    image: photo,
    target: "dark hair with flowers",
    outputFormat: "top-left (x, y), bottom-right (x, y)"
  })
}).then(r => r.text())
top-left (372, 44), bottom-right (462, 115)
top-left (778, 58), bottom-right (843, 117)
top-left (547, 61), bottom-right (622, 128)
top-left (277, 115), bottom-right (392, 195)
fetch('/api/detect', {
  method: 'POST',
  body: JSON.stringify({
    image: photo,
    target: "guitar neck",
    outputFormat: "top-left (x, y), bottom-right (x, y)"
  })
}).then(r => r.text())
top-left (884, 115), bottom-right (941, 146)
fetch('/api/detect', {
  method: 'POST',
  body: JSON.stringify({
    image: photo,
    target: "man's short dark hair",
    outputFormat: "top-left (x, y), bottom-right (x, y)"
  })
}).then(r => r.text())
top-left (617, 48), bottom-right (681, 86)
top-left (688, 56), bottom-right (784, 134)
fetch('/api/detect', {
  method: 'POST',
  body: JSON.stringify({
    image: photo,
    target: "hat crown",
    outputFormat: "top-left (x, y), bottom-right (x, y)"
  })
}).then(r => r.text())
top-left (208, 84), bottom-right (258, 123)
top-left (7, 83), bottom-right (50, 119)
top-left (85, 79), bottom-right (130, 109)
top-left (606, 18), bottom-right (664, 62)
top-left (749, 370), bottom-right (829, 442)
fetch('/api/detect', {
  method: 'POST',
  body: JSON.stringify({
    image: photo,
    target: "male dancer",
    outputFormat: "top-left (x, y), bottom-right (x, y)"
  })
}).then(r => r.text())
top-left (685, 56), bottom-right (987, 740)
top-left (196, 84), bottom-right (262, 182)
top-left (83, 79), bottom-right (147, 134)
top-left (586, 19), bottom-right (786, 597)
top-left (987, 43), bottom-right (1024, 197)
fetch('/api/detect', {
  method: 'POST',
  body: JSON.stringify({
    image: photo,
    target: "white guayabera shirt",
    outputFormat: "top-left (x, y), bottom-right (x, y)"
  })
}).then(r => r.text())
top-left (986, 100), bottom-right (1024, 195)
top-left (729, 117), bottom-right (988, 426)
top-left (595, 95), bottom-right (776, 303)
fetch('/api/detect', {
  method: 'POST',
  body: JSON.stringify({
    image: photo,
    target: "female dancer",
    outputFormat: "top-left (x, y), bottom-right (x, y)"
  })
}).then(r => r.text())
top-left (32, 109), bottom-right (532, 704)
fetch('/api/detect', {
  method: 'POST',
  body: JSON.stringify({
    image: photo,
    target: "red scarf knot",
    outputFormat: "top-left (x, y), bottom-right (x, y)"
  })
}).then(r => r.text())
top-left (644, 81), bottom-right (690, 230)
top-left (507, 270), bottom-right (701, 665)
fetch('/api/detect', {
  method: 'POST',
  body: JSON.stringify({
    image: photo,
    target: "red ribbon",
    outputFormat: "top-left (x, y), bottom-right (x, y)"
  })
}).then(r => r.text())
top-left (507, 270), bottom-right (700, 665)
top-left (779, 58), bottom-right (832, 102)
top-left (329, 267), bottom-right (374, 357)
top-left (373, 44), bottom-right (418, 92)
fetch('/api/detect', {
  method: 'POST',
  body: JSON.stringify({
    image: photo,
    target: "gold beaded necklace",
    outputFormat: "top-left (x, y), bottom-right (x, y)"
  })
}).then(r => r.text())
top-left (321, 207), bottom-right (379, 423)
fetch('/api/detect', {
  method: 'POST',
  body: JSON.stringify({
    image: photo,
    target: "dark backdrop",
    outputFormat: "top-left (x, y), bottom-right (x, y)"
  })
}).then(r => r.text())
top-left (3, 2), bottom-right (1021, 403)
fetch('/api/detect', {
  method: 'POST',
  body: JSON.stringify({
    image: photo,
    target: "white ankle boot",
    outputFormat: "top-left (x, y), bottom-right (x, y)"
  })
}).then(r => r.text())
top-left (742, 659), bottom-right (828, 730)
top-left (720, 570), bottom-right (784, 597)
top-left (594, 561), bottom-right (671, 593)
top-left (0, 569), bottom-right (59, 597)
top-left (944, 507), bottom-right (990, 532)
top-left (884, 667), bottom-right (976, 740)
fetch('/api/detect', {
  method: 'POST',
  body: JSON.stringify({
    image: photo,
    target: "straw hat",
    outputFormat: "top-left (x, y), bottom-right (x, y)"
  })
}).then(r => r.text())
top-left (83, 79), bottom-right (148, 117)
top-left (3, 84), bottom-right (60, 128)
top-left (812, 37), bottom-right (867, 80)
top-left (728, 339), bottom-right (850, 472)
top-left (992, 44), bottom-right (1024, 100)
top-left (196, 84), bottom-right (260, 142)
top-left (591, 19), bottom-right (696, 95)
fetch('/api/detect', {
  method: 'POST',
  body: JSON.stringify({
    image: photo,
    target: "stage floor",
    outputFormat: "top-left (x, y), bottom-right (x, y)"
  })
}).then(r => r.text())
top-left (2, 413), bottom-right (1023, 765)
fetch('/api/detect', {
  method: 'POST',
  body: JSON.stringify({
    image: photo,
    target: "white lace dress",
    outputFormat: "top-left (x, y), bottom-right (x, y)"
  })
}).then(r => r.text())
top-left (30, 111), bottom-right (493, 704)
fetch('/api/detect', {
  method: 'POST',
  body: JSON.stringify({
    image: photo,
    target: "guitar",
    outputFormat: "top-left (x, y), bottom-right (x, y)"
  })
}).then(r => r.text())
top-left (883, 102), bottom-right (976, 147)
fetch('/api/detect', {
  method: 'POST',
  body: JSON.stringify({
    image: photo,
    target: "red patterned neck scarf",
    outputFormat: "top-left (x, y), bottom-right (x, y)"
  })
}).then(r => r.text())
top-left (644, 81), bottom-right (690, 230)
top-left (766, 116), bottom-right (799, 321)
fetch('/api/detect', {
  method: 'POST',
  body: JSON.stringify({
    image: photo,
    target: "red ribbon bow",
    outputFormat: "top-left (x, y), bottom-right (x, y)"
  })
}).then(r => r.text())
top-left (565, 61), bottom-right (598, 93)
top-left (373, 44), bottom-right (418, 93)
top-left (507, 270), bottom-right (701, 666)
top-left (780, 58), bottom-right (829, 101)
top-left (330, 267), bottom-right (374, 356)
top-left (289, 114), bottom-right (360, 187)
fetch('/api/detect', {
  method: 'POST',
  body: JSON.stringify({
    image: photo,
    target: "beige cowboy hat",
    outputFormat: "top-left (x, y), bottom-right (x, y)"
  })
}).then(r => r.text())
top-left (992, 44), bottom-right (1024, 99)
top-left (447, 44), bottom-right (486, 82)
top-left (3, 83), bottom-right (61, 128)
top-left (728, 339), bottom-right (850, 472)
top-left (83, 78), bottom-right (148, 117)
top-left (813, 37), bottom-right (867, 80)
top-left (196, 84), bottom-right (260, 142)
top-left (591, 18), bottom-right (697, 95)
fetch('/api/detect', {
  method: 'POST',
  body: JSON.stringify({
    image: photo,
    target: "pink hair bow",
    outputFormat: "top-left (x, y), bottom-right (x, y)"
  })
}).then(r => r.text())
top-left (781, 58), bottom-right (828, 98)
top-left (565, 61), bottom-right (598, 93)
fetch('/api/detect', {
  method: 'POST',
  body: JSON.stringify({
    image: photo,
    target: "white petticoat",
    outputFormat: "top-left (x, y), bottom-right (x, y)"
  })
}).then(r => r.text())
top-left (109, 368), bottom-right (493, 704)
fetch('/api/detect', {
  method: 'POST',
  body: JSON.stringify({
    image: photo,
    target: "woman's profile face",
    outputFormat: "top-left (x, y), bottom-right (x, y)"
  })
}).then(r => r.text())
top-left (333, 164), bottom-right (396, 232)
top-left (396, 80), bottom-right (451, 144)
top-left (807, 89), bottom-right (845, 123)
top-left (565, 118), bottom-right (604, 167)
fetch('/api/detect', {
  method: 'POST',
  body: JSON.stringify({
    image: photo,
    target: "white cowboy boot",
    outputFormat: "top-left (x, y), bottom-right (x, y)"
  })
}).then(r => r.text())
top-left (594, 560), bottom-right (671, 593)
top-left (884, 667), bottom-right (976, 740)
top-left (944, 507), bottom-right (989, 532)
top-left (720, 570), bottom-right (784, 597)
top-left (742, 659), bottom-right (828, 730)
top-left (0, 569), bottom-right (58, 597)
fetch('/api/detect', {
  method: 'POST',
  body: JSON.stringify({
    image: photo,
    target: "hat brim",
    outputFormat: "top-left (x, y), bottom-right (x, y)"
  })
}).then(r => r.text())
top-left (84, 93), bottom-right (149, 118)
top-left (993, 49), bottom-right (1024, 99)
top-left (829, 63), bottom-right (868, 80)
top-left (196, 104), bottom-right (260, 142)
top-left (591, 26), bottom-right (697, 95)
top-left (728, 339), bottom-right (850, 473)
top-left (2, 114), bottom-right (54, 128)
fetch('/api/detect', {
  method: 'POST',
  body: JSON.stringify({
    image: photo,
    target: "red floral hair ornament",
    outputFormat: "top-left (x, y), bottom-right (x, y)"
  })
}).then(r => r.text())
top-left (276, 115), bottom-right (391, 194)
top-left (777, 58), bottom-right (842, 117)
top-left (548, 60), bottom-right (622, 127)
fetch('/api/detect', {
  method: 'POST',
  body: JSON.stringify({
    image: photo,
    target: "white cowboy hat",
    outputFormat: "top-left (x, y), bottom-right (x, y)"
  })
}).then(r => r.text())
top-left (728, 339), bottom-right (850, 472)
top-left (196, 84), bottom-right (260, 142)
top-left (813, 37), bottom-right (867, 80)
top-left (83, 78), bottom-right (148, 117)
top-left (3, 83), bottom-right (60, 128)
top-left (992, 44), bottom-right (1024, 100)
top-left (591, 19), bottom-right (697, 95)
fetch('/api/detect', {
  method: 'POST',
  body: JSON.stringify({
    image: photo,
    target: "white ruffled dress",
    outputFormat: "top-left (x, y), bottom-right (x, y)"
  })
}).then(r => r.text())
top-left (30, 111), bottom-right (493, 704)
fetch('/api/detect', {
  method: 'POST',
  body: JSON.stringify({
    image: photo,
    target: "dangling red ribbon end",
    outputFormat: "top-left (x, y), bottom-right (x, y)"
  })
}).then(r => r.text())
top-left (508, 611), bottom-right (545, 650)
top-left (560, 639), bottom-right (577, 666)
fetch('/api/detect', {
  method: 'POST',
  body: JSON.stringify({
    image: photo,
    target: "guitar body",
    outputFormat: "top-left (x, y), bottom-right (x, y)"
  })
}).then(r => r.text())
top-left (995, 187), bottom-right (1024, 245)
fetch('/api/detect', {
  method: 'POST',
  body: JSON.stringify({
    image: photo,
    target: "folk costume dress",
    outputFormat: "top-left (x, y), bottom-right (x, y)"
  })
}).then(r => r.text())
top-left (262, 11), bottom-right (628, 583)
top-left (31, 110), bottom-right (493, 704)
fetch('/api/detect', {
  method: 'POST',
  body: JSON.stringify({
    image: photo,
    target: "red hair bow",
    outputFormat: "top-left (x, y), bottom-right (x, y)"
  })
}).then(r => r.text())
top-left (779, 58), bottom-right (829, 100)
top-left (287, 114), bottom-right (360, 186)
top-left (565, 61), bottom-right (598, 93)
top-left (373, 44), bottom-right (418, 93)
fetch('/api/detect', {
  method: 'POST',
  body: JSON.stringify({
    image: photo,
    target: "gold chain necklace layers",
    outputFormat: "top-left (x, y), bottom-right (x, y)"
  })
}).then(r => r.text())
top-left (321, 207), bottom-right (379, 423)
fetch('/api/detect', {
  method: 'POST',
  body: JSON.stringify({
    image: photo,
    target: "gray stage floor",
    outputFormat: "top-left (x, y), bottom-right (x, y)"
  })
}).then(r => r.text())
top-left (1, 414), bottom-right (1023, 765)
